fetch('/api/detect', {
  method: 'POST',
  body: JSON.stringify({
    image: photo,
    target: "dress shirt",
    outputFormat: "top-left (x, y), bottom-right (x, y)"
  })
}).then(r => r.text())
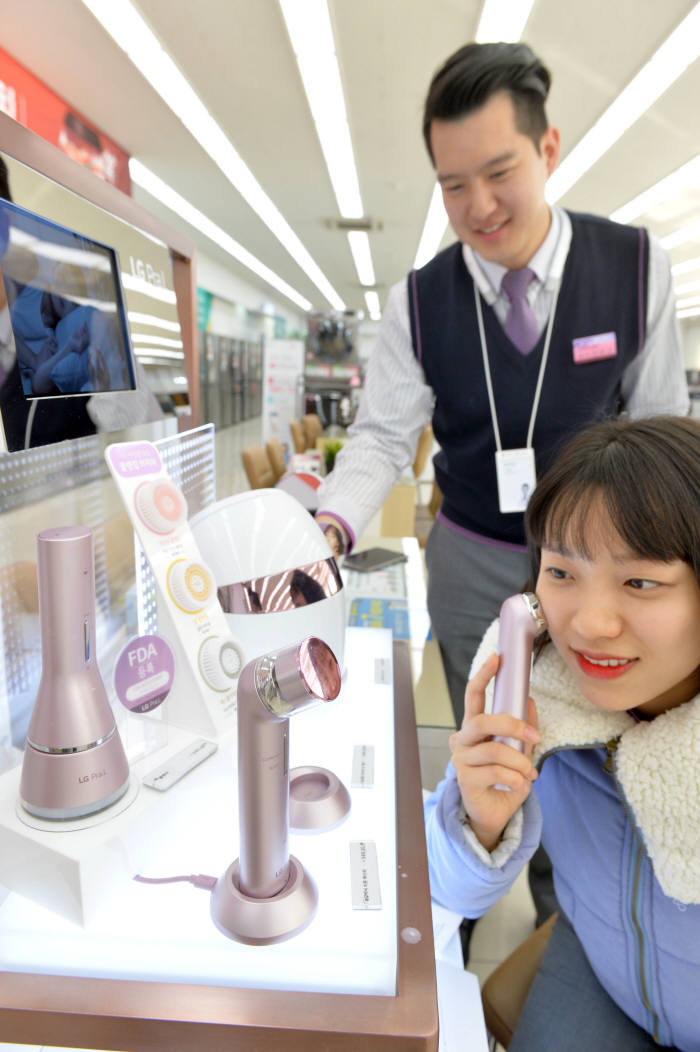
top-left (316, 205), bottom-right (690, 548)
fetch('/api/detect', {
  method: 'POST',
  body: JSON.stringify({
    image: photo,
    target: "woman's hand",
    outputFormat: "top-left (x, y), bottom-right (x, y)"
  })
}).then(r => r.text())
top-left (449, 653), bottom-right (540, 852)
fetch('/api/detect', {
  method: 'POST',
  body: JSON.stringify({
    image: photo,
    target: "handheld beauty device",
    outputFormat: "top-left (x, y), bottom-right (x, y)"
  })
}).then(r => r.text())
top-left (210, 636), bottom-right (341, 944)
top-left (492, 592), bottom-right (547, 753)
top-left (19, 526), bottom-right (130, 820)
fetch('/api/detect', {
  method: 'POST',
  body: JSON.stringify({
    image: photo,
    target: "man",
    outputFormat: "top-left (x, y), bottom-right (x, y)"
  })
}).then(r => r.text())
top-left (316, 42), bottom-right (689, 731)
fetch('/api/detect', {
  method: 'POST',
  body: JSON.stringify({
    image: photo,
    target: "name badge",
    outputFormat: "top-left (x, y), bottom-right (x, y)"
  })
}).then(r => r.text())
top-left (495, 448), bottom-right (536, 514)
top-left (572, 332), bottom-right (617, 364)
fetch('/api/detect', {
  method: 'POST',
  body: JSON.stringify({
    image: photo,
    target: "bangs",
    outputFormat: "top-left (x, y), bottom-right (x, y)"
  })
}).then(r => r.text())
top-left (532, 482), bottom-right (687, 565)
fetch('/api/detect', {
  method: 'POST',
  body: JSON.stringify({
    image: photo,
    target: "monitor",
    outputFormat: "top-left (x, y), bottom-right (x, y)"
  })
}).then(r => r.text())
top-left (0, 197), bottom-right (136, 450)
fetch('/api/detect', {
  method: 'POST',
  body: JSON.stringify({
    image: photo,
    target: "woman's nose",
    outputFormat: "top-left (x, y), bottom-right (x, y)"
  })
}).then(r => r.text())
top-left (570, 597), bottom-right (624, 641)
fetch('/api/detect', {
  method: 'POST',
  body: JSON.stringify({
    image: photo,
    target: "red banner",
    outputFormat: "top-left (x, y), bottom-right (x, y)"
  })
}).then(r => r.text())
top-left (0, 46), bottom-right (131, 194)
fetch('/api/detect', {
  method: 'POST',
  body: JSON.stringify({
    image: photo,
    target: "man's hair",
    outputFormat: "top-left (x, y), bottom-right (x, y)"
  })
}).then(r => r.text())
top-left (422, 42), bottom-right (551, 163)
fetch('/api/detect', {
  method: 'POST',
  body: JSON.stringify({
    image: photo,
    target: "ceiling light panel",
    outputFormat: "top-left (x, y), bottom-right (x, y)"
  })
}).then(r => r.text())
top-left (476, 0), bottom-right (535, 43)
top-left (81, 0), bottom-right (343, 310)
top-left (279, 0), bottom-right (376, 291)
top-left (547, 2), bottom-right (700, 203)
top-left (130, 160), bottom-right (312, 312)
top-left (610, 154), bottom-right (700, 224)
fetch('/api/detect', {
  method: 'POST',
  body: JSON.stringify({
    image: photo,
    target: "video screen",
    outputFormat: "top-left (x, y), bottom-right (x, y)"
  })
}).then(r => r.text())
top-left (0, 199), bottom-right (135, 398)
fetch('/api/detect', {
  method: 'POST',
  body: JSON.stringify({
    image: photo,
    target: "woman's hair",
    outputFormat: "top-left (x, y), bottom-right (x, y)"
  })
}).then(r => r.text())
top-left (525, 416), bottom-right (700, 588)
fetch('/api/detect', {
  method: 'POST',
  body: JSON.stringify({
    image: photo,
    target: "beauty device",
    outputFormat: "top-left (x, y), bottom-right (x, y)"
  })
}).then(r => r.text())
top-left (492, 592), bottom-right (547, 753)
top-left (19, 526), bottom-right (130, 820)
top-left (210, 637), bottom-right (341, 945)
top-left (190, 489), bottom-right (346, 675)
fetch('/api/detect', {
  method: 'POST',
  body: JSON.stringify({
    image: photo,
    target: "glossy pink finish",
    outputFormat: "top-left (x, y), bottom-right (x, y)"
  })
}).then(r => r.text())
top-left (492, 593), bottom-right (547, 753)
top-left (211, 638), bottom-right (340, 943)
top-left (19, 526), bottom-right (129, 819)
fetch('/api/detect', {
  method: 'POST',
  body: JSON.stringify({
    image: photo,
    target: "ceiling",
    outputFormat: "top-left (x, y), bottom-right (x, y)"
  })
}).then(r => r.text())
top-left (1, 0), bottom-right (700, 322)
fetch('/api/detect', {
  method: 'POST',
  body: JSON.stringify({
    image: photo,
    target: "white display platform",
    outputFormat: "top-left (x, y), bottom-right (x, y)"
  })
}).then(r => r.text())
top-left (0, 628), bottom-right (398, 998)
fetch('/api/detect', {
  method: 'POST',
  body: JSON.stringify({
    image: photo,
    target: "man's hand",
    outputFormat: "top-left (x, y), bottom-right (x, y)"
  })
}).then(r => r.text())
top-left (315, 515), bottom-right (348, 558)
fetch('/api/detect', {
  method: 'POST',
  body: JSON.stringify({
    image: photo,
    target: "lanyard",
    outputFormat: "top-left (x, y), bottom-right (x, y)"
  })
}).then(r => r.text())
top-left (473, 278), bottom-right (560, 452)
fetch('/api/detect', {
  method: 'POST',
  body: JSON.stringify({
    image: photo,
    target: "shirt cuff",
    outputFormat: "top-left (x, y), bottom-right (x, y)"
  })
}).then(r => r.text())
top-left (458, 804), bottom-right (524, 868)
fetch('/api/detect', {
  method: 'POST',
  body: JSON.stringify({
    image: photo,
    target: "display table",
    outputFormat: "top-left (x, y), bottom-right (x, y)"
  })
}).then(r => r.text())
top-left (0, 630), bottom-right (438, 1050)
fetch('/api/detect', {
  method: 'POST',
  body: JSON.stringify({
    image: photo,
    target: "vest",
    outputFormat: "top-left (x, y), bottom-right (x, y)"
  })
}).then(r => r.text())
top-left (408, 212), bottom-right (649, 545)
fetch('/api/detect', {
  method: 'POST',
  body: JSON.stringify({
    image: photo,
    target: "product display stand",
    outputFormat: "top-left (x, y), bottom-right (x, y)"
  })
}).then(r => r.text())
top-left (0, 634), bottom-right (439, 1051)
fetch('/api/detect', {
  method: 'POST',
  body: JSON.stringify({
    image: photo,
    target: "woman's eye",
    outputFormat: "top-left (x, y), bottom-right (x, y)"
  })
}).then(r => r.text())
top-left (545, 566), bottom-right (570, 580)
top-left (626, 578), bottom-right (658, 590)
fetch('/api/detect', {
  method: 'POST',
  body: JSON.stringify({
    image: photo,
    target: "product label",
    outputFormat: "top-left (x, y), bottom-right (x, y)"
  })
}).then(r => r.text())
top-left (351, 744), bottom-right (375, 788)
top-left (114, 634), bottom-right (175, 712)
top-left (108, 442), bottom-right (162, 478)
top-left (350, 840), bottom-right (382, 910)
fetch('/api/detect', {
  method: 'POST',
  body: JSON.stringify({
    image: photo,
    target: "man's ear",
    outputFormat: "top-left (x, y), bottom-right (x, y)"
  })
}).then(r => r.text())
top-left (541, 125), bottom-right (560, 176)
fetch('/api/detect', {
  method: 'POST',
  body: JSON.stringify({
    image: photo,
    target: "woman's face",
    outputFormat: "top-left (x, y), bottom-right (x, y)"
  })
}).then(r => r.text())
top-left (535, 507), bottom-right (700, 717)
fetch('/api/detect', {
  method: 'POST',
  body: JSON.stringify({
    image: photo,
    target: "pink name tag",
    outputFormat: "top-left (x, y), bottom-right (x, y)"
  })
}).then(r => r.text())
top-left (572, 332), bottom-right (617, 364)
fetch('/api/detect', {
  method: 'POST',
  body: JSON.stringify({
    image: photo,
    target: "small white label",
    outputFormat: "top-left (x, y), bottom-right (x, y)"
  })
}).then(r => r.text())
top-left (350, 840), bottom-right (382, 910)
top-left (351, 744), bottom-right (375, 788)
top-left (495, 447), bottom-right (537, 513)
top-left (142, 739), bottom-right (217, 791)
top-left (374, 657), bottom-right (391, 684)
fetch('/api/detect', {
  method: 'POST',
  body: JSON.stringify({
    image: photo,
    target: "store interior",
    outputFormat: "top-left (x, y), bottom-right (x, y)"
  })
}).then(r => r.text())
top-left (0, 2), bottom-right (699, 1049)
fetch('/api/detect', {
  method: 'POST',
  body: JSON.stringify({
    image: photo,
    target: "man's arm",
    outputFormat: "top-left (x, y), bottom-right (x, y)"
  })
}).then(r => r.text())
top-left (316, 279), bottom-right (435, 549)
top-left (621, 234), bottom-right (690, 418)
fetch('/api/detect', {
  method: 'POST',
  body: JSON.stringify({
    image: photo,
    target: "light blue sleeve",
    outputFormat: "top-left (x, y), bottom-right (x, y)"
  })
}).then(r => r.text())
top-left (424, 763), bottom-right (543, 919)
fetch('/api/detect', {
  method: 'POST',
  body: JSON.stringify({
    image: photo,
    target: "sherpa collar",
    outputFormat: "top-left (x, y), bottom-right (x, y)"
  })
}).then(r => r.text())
top-left (475, 619), bottom-right (700, 905)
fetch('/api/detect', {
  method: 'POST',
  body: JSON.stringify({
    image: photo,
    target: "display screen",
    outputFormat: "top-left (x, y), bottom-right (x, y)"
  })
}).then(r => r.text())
top-left (0, 198), bottom-right (135, 399)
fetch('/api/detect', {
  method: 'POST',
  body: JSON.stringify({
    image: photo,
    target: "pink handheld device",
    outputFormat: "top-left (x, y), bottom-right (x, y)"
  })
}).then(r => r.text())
top-left (211, 636), bottom-right (341, 944)
top-left (19, 526), bottom-right (130, 820)
top-left (492, 592), bottom-right (546, 752)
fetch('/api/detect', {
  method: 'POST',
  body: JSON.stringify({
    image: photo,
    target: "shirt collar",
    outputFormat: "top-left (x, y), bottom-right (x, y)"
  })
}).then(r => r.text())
top-left (462, 206), bottom-right (571, 304)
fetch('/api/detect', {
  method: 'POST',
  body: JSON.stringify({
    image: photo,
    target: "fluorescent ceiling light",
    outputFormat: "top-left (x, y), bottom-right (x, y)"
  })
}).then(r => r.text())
top-left (661, 221), bottom-right (700, 251)
top-left (674, 278), bottom-right (700, 296)
top-left (347, 231), bottom-right (375, 287)
top-left (671, 255), bottom-right (700, 277)
top-left (128, 311), bottom-right (182, 332)
top-left (131, 334), bottom-right (184, 349)
top-left (413, 185), bottom-right (449, 269)
top-left (547, 3), bottom-right (700, 203)
top-left (134, 348), bottom-right (184, 360)
top-left (476, 0), bottom-right (535, 43)
top-left (130, 160), bottom-right (312, 312)
top-left (81, 0), bottom-right (342, 311)
top-left (675, 294), bottom-right (700, 310)
top-left (677, 306), bottom-right (700, 319)
top-left (364, 290), bottom-right (381, 321)
top-left (121, 270), bottom-right (177, 304)
top-left (610, 154), bottom-right (700, 224)
top-left (280, 0), bottom-right (375, 292)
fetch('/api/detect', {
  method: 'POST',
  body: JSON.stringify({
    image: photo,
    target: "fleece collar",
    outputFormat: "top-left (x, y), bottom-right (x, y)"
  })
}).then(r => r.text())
top-left (476, 620), bottom-right (700, 905)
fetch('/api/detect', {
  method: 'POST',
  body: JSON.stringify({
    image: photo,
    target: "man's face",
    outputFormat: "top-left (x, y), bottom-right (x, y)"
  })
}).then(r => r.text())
top-left (430, 91), bottom-right (560, 270)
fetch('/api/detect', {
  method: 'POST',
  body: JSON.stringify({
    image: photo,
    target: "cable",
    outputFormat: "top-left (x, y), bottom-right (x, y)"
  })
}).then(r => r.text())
top-left (134, 872), bottom-right (217, 890)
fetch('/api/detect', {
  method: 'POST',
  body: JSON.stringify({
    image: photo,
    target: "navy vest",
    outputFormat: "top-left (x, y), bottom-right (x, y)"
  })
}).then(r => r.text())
top-left (408, 212), bottom-right (649, 545)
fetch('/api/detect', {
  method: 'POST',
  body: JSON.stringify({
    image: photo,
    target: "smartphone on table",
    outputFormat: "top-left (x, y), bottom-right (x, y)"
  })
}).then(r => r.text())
top-left (343, 546), bottom-right (408, 573)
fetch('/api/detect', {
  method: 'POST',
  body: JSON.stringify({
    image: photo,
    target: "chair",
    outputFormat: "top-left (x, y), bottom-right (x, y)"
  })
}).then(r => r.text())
top-left (265, 436), bottom-right (287, 482)
top-left (302, 412), bottom-right (323, 449)
top-left (412, 423), bottom-right (434, 479)
top-left (241, 446), bottom-right (276, 490)
top-left (481, 911), bottom-right (558, 1049)
top-left (289, 418), bottom-right (306, 455)
top-left (414, 480), bottom-right (442, 548)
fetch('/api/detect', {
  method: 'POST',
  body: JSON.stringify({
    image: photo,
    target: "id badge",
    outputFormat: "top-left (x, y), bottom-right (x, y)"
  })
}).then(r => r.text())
top-left (495, 448), bottom-right (536, 513)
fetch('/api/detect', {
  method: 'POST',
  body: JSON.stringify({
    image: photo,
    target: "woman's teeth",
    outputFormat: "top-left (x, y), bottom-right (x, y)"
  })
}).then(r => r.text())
top-left (583, 655), bottom-right (631, 667)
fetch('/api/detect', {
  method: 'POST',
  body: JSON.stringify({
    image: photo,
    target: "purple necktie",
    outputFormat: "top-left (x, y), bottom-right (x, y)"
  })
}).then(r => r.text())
top-left (502, 267), bottom-right (539, 355)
